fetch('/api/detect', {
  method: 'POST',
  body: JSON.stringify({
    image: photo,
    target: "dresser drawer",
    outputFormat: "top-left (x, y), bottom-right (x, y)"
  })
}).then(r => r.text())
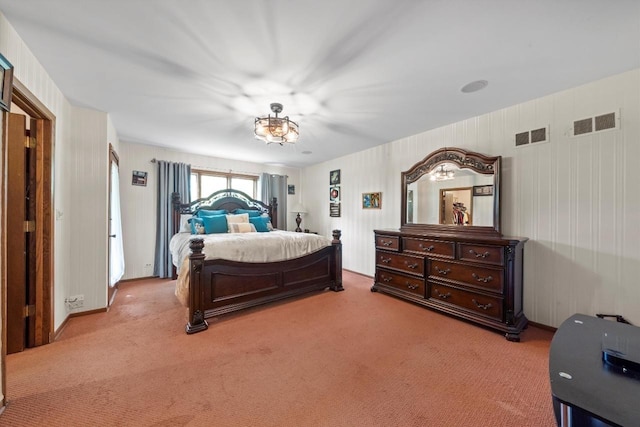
top-left (375, 235), bottom-right (400, 251)
top-left (458, 243), bottom-right (504, 266)
top-left (428, 260), bottom-right (503, 293)
top-left (403, 237), bottom-right (455, 259)
top-left (376, 268), bottom-right (425, 297)
top-left (429, 283), bottom-right (503, 321)
top-left (376, 250), bottom-right (424, 277)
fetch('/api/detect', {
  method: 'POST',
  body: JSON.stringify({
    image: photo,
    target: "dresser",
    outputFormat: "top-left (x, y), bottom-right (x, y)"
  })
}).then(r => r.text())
top-left (373, 229), bottom-right (528, 341)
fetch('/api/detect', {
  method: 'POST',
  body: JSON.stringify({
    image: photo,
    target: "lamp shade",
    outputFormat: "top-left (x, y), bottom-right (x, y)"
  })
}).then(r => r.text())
top-left (291, 203), bottom-right (307, 214)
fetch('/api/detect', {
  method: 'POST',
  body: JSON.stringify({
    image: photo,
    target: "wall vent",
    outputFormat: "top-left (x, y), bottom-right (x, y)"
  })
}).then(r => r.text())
top-left (515, 126), bottom-right (549, 148)
top-left (572, 110), bottom-right (619, 137)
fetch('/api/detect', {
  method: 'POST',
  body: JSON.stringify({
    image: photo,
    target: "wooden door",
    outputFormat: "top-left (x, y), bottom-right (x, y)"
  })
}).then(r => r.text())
top-left (6, 113), bottom-right (28, 353)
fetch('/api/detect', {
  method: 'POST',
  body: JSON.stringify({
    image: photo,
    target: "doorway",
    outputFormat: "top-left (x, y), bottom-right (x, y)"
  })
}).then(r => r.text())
top-left (440, 187), bottom-right (473, 226)
top-left (108, 145), bottom-right (124, 306)
top-left (3, 80), bottom-right (54, 354)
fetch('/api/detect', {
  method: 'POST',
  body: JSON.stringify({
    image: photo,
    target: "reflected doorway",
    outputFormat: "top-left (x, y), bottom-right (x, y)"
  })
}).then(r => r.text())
top-left (440, 187), bottom-right (473, 225)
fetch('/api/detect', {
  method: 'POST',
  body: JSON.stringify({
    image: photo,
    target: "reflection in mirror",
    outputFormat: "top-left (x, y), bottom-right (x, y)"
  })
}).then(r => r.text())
top-left (407, 168), bottom-right (494, 226)
top-left (401, 147), bottom-right (501, 235)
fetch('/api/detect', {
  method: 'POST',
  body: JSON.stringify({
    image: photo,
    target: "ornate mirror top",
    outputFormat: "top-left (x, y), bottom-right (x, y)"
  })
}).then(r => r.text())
top-left (401, 147), bottom-right (501, 236)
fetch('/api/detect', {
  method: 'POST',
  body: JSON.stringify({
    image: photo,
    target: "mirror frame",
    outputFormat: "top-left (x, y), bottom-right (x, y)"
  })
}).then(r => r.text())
top-left (401, 147), bottom-right (502, 237)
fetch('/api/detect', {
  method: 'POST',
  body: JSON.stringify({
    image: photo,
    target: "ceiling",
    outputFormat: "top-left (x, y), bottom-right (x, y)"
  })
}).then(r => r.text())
top-left (1, 1), bottom-right (638, 168)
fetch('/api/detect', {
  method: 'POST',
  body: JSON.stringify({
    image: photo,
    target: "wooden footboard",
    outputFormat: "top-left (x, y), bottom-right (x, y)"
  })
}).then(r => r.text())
top-left (186, 230), bottom-right (343, 334)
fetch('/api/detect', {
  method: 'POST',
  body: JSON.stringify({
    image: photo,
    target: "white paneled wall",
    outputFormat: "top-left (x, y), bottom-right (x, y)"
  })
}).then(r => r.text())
top-left (118, 141), bottom-right (301, 280)
top-left (1, 12), bottom-right (112, 332)
top-left (302, 69), bottom-right (640, 328)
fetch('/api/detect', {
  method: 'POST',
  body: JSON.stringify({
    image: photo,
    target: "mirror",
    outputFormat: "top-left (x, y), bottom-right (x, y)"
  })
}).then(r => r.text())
top-left (401, 147), bottom-right (501, 236)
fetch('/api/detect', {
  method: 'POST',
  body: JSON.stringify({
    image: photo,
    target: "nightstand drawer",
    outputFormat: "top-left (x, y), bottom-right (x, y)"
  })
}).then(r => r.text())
top-left (403, 237), bottom-right (455, 258)
top-left (375, 235), bottom-right (400, 251)
top-left (429, 283), bottom-right (503, 321)
top-left (458, 243), bottom-right (504, 266)
top-left (428, 259), bottom-right (503, 293)
top-left (376, 251), bottom-right (424, 277)
top-left (376, 268), bottom-right (425, 297)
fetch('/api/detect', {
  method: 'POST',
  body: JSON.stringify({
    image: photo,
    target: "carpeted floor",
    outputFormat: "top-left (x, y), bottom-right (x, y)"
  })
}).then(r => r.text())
top-left (2, 271), bottom-right (555, 426)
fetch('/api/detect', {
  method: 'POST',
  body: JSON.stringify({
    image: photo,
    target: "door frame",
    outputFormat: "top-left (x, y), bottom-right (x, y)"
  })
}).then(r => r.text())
top-left (1, 78), bottom-right (55, 402)
top-left (107, 144), bottom-right (120, 306)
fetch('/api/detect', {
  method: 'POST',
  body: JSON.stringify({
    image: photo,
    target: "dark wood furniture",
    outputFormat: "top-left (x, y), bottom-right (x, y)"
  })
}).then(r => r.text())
top-left (371, 147), bottom-right (528, 341)
top-left (172, 189), bottom-right (344, 334)
top-left (550, 314), bottom-right (640, 426)
top-left (373, 229), bottom-right (527, 341)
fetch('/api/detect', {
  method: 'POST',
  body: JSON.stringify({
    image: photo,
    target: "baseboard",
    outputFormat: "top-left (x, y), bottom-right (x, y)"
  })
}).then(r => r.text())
top-left (528, 320), bottom-right (556, 332)
top-left (344, 269), bottom-right (373, 280)
top-left (54, 308), bottom-right (108, 341)
top-left (118, 276), bottom-right (158, 283)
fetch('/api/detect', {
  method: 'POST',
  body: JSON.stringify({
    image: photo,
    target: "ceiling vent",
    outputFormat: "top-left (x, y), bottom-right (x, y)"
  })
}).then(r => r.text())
top-left (571, 110), bottom-right (619, 137)
top-left (515, 126), bottom-right (549, 148)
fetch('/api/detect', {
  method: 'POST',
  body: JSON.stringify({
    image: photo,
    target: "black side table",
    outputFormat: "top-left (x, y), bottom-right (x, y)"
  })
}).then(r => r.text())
top-left (549, 314), bottom-right (640, 426)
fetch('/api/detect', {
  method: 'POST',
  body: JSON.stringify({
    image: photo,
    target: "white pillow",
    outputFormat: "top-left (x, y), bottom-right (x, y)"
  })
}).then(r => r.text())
top-left (226, 213), bottom-right (249, 232)
top-left (228, 223), bottom-right (257, 233)
top-left (179, 214), bottom-right (193, 233)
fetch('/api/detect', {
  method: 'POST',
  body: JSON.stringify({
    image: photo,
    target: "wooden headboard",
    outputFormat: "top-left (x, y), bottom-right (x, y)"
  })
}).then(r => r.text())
top-left (172, 189), bottom-right (278, 229)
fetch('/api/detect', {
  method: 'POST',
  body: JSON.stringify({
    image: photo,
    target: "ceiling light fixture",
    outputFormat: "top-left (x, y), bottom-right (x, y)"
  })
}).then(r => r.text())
top-left (254, 103), bottom-right (299, 145)
top-left (430, 164), bottom-right (455, 181)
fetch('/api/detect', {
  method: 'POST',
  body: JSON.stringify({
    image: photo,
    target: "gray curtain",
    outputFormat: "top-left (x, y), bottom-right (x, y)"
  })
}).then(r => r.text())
top-left (154, 161), bottom-right (191, 278)
top-left (261, 173), bottom-right (287, 230)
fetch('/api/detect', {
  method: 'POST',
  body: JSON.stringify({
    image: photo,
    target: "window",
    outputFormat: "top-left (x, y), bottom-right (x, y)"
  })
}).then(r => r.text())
top-left (190, 170), bottom-right (258, 201)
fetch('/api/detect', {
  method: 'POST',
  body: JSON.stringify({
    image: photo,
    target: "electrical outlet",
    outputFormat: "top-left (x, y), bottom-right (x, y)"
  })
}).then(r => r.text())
top-left (66, 294), bottom-right (84, 309)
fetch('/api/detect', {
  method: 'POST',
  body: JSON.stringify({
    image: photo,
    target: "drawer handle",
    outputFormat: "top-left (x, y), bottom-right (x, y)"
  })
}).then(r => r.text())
top-left (381, 240), bottom-right (393, 247)
top-left (469, 249), bottom-right (490, 259)
top-left (471, 273), bottom-right (493, 283)
top-left (405, 261), bottom-right (419, 269)
top-left (406, 282), bottom-right (419, 290)
top-left (419, 243), bottom-right (435, 252)
top-left (472, 299), bottom-right (493, 310)
top-left (381, 275), bottom-right (392, 283)
top-left (434, 266), bottom-right (451, 275)
top-left (380, 257), bottom-right (392, 264)
top-left (435, 289), bottom-right (451, 299)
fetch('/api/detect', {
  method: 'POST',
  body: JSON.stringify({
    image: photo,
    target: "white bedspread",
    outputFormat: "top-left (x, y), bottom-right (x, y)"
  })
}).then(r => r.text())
top-left (169, 230), bottom-right (333, 272)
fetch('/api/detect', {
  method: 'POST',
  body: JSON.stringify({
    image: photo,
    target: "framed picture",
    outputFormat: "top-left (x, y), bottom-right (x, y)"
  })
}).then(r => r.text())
top-left (0, 53), bottom-right (15, 112)
top-left (330, 185), bottom-right (340, 202)
top-left (473, 185), bottom-right (493, 196)
top-left (288, 184), bottom-right (295, 195)
top-left (362, 192), bottom-right (381, 209)
top-left (132, 170), bottom-right (148, 186)
top-left (330, 202), bottom-right (341, 217)
top-left (330, 169), bottom-right (341, 185)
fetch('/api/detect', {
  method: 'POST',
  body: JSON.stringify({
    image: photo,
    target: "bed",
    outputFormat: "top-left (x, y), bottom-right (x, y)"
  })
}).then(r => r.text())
top-left (170, 189), bottom-right (343, 334)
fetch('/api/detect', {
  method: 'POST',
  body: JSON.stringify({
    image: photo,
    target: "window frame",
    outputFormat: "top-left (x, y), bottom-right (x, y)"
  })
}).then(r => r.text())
top-left (191, 169), bottom-right (258, 200)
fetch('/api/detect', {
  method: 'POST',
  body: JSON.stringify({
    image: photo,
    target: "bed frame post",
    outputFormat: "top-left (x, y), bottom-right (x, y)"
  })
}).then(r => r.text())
top-left (186, 238), bottom-right (209, 334)
top-left (270, 197), bottom-right (278, 229)
top-left (331, 229), bottom-right (344, 292)
top-left (171, 192), bottom-right (182, 280)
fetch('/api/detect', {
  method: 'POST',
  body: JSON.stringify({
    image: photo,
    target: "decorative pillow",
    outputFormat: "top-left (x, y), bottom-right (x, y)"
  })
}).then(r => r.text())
top-left (179, 214), bottom-right (193, 233)
top-left (249, 216), bottom-right (270, 232)
top-left (233, 209), bottom-right (262, 217)
top-left (226, 213), bottom-right (249, 232)
top-left (261, 214), bottom-right (275, 231)
top-left (197, 209), bottom-right (228, 217)
top-left (189, 217), bottom-right (206, 235)
top-left (201, 214), bottom-right (228, 234)
top-left (228, 223), bottom-right (257, 233)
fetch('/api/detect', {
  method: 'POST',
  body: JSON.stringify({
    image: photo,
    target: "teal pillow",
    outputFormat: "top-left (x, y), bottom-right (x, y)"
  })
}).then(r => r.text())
top-left (249, 216), bottom-right (270, 232)
top-left (197, 209), bottom-right (228, 217)
top-left (233, 209), bottom-right (262, 217)
top-left (202, 215), bottom-right (228, 234)
top-left (189, 217), bottom-right (206, 235)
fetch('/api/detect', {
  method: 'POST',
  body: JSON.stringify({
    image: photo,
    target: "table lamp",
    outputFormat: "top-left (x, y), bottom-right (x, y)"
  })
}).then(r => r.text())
top-left (291, 203), bottom-right (307, 232)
